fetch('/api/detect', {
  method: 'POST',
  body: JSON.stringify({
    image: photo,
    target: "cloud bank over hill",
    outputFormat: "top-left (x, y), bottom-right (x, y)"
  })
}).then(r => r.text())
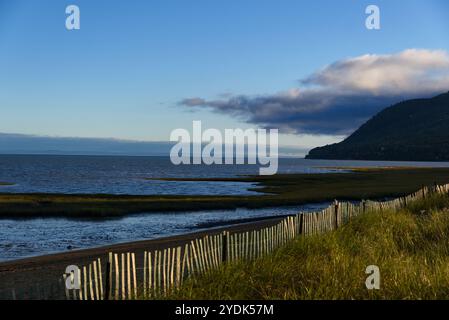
top-left (179, 49), bottom-right (449, 136)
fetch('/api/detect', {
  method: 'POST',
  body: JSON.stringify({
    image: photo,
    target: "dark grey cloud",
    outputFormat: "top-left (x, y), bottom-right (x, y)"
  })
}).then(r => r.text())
top-left (179, 49), bottom-right (449, 136)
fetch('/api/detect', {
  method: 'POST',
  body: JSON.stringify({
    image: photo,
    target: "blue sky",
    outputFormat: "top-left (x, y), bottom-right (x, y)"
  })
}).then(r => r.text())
top-left (0, 0), bottom-right (448, 152)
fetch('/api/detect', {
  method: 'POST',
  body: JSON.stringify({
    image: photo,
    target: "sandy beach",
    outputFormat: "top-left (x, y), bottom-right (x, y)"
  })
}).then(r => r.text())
top-left (0, 216), bottom-right (284, 299)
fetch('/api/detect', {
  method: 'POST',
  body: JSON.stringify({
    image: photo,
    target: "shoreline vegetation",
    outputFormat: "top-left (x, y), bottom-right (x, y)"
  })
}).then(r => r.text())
top-left (2, 168), bottom-right (449, 218)
top-left (166, 193), bottom-right (449, 299)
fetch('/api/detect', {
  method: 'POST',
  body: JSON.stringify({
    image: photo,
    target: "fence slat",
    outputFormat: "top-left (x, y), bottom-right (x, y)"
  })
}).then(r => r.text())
top-left (89, 264), bottom-right (94, 300)
top-left (132, 253), bottom-right (137, 299)
top-left (176, 246), bottom-right (181, 288)
top-left (143, 251), bottom-right (147, 298)
top-left (114, 254), bottom-right (119, 300)
top-left (148, 251), bottom-right (152, 298)
top-left (121, 253), bottom-right (125, 300)
top-left (126, 253), bottom-right (131, 300)
top-left (93, 260), bottom-right (99, 300)
top-left (162, 249), bottom-right (167, 295)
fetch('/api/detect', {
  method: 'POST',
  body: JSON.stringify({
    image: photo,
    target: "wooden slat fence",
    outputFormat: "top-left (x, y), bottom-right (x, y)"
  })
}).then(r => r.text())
top-left (64, 183), bottom-right (449, 300)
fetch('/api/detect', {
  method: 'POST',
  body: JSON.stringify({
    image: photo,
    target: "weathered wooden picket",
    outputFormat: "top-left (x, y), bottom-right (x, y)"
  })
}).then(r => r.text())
top-left (64, 183), bottom-right (449, 300)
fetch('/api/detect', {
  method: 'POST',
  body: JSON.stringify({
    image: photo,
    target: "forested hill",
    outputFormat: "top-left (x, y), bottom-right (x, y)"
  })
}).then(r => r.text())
top-left (306, 92), bottom-right (449, 161)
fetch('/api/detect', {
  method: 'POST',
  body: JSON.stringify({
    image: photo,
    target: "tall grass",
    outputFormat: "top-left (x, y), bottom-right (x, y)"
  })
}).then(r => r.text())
top-left (165, 194), bottom-right (449, 300)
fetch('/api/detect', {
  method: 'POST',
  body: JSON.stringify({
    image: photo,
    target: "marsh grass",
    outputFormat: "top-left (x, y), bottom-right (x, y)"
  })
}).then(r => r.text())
top-left (3, 168), bottom-right (449, 218)
top-left (165, 194), bottom-right (449, 300)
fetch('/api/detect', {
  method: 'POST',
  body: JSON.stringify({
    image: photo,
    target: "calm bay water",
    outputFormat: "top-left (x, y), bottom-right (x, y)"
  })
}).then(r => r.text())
top-left (0, 204), bottom-right (328, 262)
top-left (1, 155), bottom-right (449, 262)
top-left (1, 155), bottom-right (449, 195)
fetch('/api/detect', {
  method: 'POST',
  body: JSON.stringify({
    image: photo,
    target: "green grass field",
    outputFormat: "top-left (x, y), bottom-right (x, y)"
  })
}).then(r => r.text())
top-left (2, 168), bottom-right (449, 218)
top-left (165, 193), bottom-right (449, 299)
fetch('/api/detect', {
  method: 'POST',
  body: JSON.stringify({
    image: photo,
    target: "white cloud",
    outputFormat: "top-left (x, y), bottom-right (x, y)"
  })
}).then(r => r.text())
top-left (303, 49), bottom-right (449, 95)
top-left (180, 49), bottom-right (449, 135)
